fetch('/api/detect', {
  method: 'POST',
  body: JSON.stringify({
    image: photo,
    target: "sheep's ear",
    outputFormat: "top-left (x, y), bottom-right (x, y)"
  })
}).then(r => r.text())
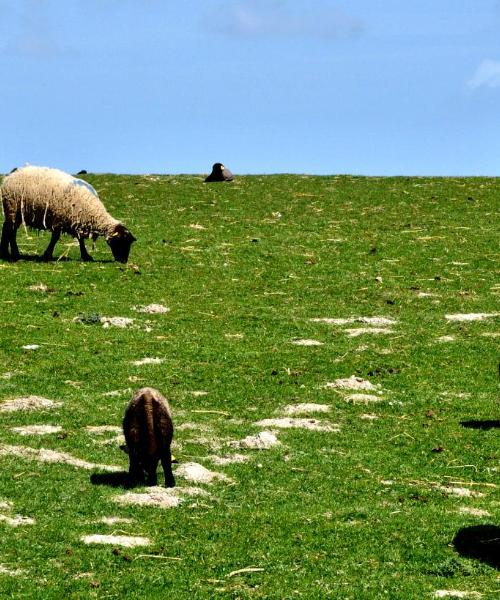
top-left (120, 444), bottom-right (129, 454)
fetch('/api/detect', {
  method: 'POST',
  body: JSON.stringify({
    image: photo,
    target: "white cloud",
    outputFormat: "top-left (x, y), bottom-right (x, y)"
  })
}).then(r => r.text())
top-left (204, 1), bottom-right (363, 40)
top-left (467, 59), bottom-right (500, 90)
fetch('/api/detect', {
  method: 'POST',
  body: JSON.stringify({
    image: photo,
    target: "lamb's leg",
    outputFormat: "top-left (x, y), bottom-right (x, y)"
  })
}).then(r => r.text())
top-left (145, 458), bottom-right (159, 487)
top-left (78, 237), bottom-right (93, 262)
top-left (161, 450), bottom-right (176, 488)
top-left (128, 451), bottom-right (145, 486)
top-left (10, 225), bottom-right (20, 261)
top-left (0, 222), bottom-right (12, 259)
top-left (42, 230), bottom-right (61, 261)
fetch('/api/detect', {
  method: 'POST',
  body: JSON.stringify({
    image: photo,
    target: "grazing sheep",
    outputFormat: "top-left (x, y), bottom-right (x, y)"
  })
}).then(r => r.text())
top-left (0, 165), bottom-right (136, 262)
top-left (204, 162), bottom-right (234, 182)
top-left (122, 387), bottom-right (175, 488)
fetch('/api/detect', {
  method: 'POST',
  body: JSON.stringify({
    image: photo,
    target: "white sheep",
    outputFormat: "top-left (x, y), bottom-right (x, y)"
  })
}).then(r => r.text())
top-left (0, 165), bottom-right (136, 262)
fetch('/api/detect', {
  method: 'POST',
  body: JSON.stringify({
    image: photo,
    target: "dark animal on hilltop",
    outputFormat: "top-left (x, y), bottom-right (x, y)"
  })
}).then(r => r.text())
top-left (204, 162), bottom-right (234, 182)
top-left (0, 165), bottom-right (136, 262)
top-left (122, 387), bottom-right (175, 487)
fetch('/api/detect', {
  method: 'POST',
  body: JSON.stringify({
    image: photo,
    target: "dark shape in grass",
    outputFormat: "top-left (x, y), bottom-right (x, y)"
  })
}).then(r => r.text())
top-left (204, 162), bottom-right (234, 182)
top-left (90, 471), bottom-right (131, 488)
top-left (2, 253), bottom-right (114, 264)
top-left (460, 420), bottom-right (500, 430)
top-left (453, 525), bottom-right (500, 570)
top-left (76, 313), bottom-right (102, 325)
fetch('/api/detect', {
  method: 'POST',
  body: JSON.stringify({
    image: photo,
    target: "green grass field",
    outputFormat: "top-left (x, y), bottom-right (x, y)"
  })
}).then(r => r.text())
top-left (0, 174), bottom-right (498, 599)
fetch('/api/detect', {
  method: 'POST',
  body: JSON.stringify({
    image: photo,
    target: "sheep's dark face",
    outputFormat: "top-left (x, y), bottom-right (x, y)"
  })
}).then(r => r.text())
top-left (107, 225), bottom-right (136, 263)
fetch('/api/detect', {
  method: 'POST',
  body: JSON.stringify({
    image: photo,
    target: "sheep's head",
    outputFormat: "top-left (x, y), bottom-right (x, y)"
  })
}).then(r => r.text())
top-left (106, 224), bottom-right (136, 263)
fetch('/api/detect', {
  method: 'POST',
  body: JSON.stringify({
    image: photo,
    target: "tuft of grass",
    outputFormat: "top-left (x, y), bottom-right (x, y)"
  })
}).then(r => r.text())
top-left (0, 174), bottom-right (498, 598)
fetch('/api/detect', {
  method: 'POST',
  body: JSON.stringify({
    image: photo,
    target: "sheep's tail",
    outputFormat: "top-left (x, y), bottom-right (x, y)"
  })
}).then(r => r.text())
top-left (143, 394), bottom-right (157, 457)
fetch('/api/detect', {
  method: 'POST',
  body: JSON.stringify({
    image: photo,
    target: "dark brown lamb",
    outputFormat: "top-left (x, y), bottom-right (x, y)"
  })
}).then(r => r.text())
top-left (123, 387), bottom-right (175, 488)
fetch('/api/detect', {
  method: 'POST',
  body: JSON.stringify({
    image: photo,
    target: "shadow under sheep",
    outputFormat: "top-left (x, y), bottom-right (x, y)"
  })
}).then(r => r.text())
top-left (453, 525), bottom-right (500, 570)
top-left (460, 420), bottom-right (500, 430)
top-left (90, 471), bottom-right (132, 489)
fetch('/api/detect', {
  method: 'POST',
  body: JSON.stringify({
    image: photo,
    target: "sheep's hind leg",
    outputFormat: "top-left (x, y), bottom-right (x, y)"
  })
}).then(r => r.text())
top-left (0, 222), bottom-right (20, 261)
top-left (42, 230), bottom-right (60, 261)
top-left (0, 222), bottom-right (12, 260)
top-left (161, 449), bottom-right (176, 488)
top-left (78, 238), bottom-right (93, 262)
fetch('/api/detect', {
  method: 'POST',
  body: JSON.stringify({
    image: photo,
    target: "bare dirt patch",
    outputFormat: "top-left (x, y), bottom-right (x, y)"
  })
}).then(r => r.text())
top-left (95, 517), bottom-right (135, 525)
top-left (325, 376), bottom-right (380, 391)
top-left (344, 327), bottom-right (394, 337)
top-left (81, 535), bottom-right (150, 547)
top-left (445, 313), bottom-right (499, 322)
top-left (436, 335), bottom-right (455, 343)
top-left (175, 462), bottom-right (232, 484)
top-left (255, 418), bottom-right (340, 432)
top-left (0, 565), bottom-right (25, 576)
top-left (434, 591), bottom-right (482, 599)
top-left (10, 425), bottom-right (62, 436)
top-left (345, 394), bottom-right (383, 404)
top-left (131, 357), bottom-right (164, 366)
top-left (457, 507), bottom-right (491, 517)
top-left (101, 317), bottom-right (134, 328)
top-left (0, 396), bottom-right (62, 413)
top-left (210, 454), bottom-right (250, 466)
top-left (311, 316), bottom-right (397, 326)
top-left (0, 444), bottom-right (121, 472)
top-left (0, 514), bottom-right (35, 527)
top-left (434, 485), bottom-right (485, 498)
top-left (133, 304), bottom-right (170, 314)
top-left (114, 486), bottom-right (209, 509)
top-left (228, 431), bottom-right (280, 450)
top-left (86, 426), bottom-right (122, 435)
top-left (283, 403), bottom-right (331, 415)
top-left (291, 339), bottom-right (323, 346)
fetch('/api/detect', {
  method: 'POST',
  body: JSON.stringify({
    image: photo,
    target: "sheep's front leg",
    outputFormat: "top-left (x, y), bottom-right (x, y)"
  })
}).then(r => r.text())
top-left (42, 230), bottom-right (61, 261)
top-left (78, 237), bottom-right (93, 262)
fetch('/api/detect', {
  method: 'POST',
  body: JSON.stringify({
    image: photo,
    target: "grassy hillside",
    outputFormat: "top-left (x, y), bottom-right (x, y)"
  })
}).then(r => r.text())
top-left (0, 174), bottom-right (498, 598)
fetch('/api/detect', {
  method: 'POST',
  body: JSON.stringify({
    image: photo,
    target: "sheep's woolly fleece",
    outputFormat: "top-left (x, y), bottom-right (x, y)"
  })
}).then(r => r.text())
top-left (0, 396), bottom-right (62, 413)
top-left (227, 431), bottom-right (280, 450)
top-left (0, 444), bottom-right (121, 472)
top-left (255, 417), bottom-right (340, 432)
top-left (81, 535), bottom-right (150, 548)
top-left (1, 165), bottom-right (120, 238)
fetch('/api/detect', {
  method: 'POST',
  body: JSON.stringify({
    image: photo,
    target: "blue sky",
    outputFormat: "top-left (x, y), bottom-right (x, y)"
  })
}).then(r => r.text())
top-left (0, 0), bottom-right (499, 175)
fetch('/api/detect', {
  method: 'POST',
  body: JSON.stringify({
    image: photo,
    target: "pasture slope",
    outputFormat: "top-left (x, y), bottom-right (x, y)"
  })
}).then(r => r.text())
top-left (0, 174), bottom-right (498, 599)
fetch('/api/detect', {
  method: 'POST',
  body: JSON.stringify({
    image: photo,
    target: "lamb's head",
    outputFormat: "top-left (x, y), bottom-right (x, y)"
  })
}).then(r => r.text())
top-left (106, 224), bottom-right (136, 263)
